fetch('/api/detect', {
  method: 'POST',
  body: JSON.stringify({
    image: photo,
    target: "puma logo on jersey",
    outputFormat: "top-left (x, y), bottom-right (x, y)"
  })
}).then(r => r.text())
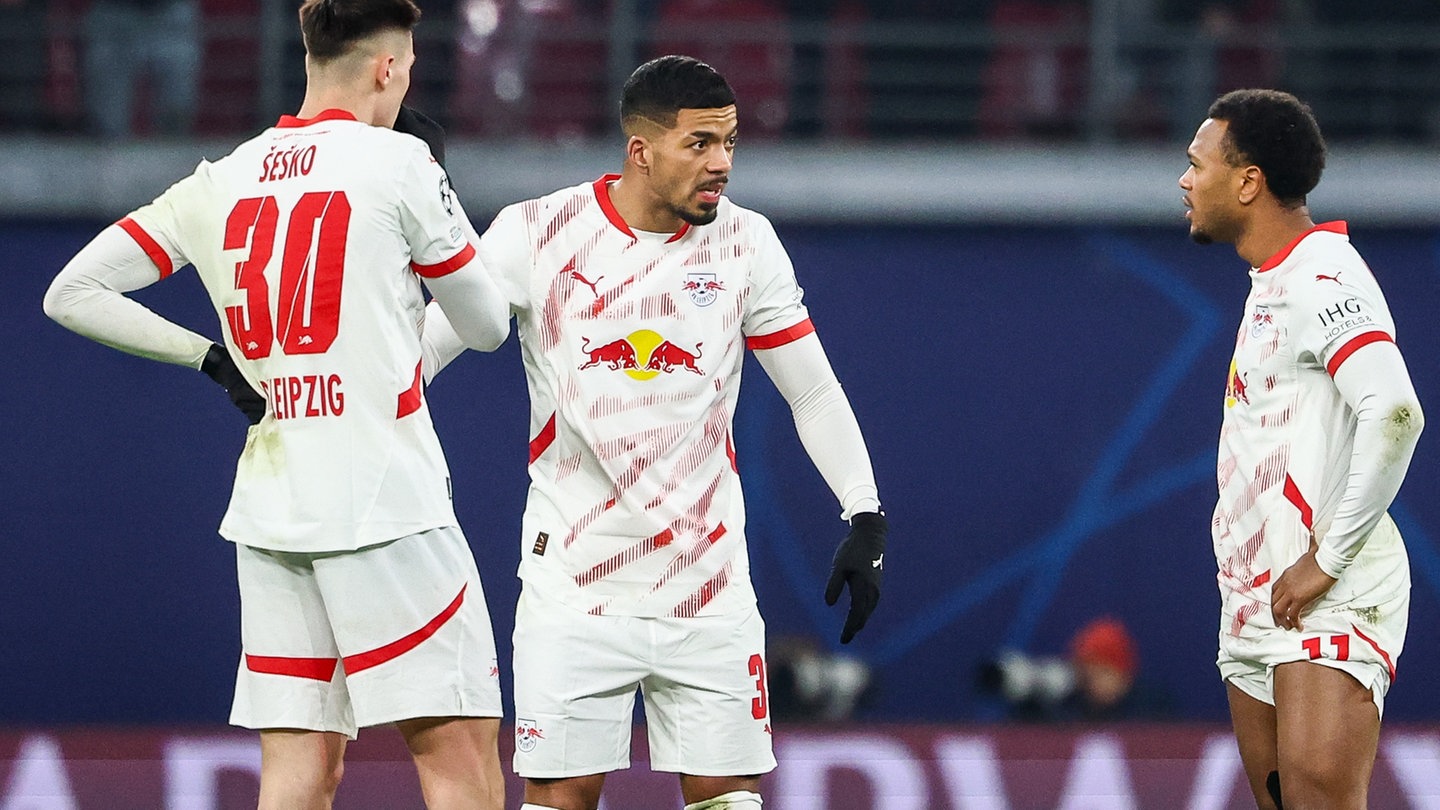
top-left (1316, 272), bottom-right (1342, 284)
top-left (570, 268), bottom-right (603, 298)
top-left (298, 335), bottom-right (313, 345)
top-left (872, 554), bottom-right (884, 569)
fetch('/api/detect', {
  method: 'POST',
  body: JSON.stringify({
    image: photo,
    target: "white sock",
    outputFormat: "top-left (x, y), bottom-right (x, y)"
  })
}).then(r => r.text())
top-left (683, 790), bottom-right (763, 810)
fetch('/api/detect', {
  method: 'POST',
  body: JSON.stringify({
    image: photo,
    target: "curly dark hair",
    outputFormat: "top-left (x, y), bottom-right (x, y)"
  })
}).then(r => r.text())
top-left (299, 0), bottom-right (420, 62)
top-left (1207, 89), bottom-right (1327, 207)
top-left (620, 55), bottom-right (736, 132)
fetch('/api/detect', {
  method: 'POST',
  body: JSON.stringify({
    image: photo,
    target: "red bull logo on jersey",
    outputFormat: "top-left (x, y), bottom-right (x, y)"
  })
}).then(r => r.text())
top-left (578, 336), bottom-right (639, 370)
top-left (578, 330), bottom-right (705, 380)
top-left (1249, 304), bottom-right (1274, 337)
top-left (1225, 358), bottom-right (1249, 408)
top-left (682, 272), bottom-right (726, 307)
top-left (515, 719), bottom-right (545, 753)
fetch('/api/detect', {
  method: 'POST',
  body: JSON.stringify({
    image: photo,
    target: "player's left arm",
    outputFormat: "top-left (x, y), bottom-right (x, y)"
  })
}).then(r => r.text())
top-left (745, 212), bottom-right (886, 643)
top-left (1319, 339), bottom-right (1423, 575)
top-left (1272, 263), bottom-right (1424, 628)
top-left (755, 333), bottom-right (887, 644)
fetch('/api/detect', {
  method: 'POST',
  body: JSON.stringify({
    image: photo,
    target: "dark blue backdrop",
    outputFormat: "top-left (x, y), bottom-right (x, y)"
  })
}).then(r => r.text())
top-left (5, 219), bottom-right (1438, 725)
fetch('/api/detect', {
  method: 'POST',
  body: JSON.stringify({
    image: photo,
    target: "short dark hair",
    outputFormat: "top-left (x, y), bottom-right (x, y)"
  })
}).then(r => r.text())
top-left (620, 55), bottom-right (736, 131)
top-left (299, 0), bottom-right (421, 62)
top-left (1207, 89), bottom-right (1326, 207)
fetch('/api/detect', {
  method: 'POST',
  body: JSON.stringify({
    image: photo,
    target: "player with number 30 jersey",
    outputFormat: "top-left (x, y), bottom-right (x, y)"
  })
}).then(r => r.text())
top-left (44, 1), bottom-right (510, 804)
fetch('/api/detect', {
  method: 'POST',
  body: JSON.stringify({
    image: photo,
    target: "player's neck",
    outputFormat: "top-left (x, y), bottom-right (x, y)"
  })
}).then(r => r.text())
top-left (1236, 206), bottom-right (1315, 269)
top-left (607, 172), bottom-right (685, 235)
top-left (296, 87), bottom-right (378, 127)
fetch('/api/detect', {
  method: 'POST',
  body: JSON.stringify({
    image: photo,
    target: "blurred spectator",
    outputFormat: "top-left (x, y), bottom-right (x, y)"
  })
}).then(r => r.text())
top-left (767, 635), bottom-right (873, 722)
top-left (0, 0), bottom-right (48, 131)
top-left (83, 0), bottom-right (200, 138)
top-left (979, 0), bottom-right (1089, 139)
top-left (1160, 0), bottom-right (1281, 140)
top-left (652, 0), bottom-right (794, 139)
top-left (450, 0), bottom-right (607, 140)
top-left (977, 616), bottom-right (1173, 722)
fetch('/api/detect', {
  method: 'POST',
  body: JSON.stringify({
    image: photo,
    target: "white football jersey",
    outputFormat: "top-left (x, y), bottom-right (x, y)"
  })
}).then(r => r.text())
top-left (1214, 222), bottom-right (1408, 637)
top-left (481, 175), bottom-right (813, 617)
top-left (122, 110), bottom-right (478, 552)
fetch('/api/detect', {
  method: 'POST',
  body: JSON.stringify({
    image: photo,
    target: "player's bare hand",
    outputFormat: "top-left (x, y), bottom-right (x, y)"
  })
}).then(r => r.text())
top-left (1270, 538), bottom-right (1336, 631)
top-left (825, 512), bottom-right (887, 644)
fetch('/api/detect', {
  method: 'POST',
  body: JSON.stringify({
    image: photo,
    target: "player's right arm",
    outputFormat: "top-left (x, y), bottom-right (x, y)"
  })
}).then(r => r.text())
top-left (43, 219), bottom-right (211, 368)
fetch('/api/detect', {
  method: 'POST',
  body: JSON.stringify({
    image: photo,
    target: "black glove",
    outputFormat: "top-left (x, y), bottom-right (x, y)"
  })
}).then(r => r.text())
top-left (200, 343), bottom-right (265, 425)
top-left (393, 105), bottom-right (447, 169)
top-left (824, 511), bottom-right (887, 644)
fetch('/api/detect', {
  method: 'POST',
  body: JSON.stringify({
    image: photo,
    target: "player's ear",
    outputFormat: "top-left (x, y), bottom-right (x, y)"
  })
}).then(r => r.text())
top-left (1237, 164), bottom-right (1264, 205)
top-left (375, 53), bottom-right (395, 90)
top-left (626, 134), bottom-right (651, 175)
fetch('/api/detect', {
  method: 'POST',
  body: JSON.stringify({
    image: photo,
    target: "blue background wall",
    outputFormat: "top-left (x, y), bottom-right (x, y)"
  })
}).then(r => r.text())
top-left (5, 219), bottom-right (1439, 725)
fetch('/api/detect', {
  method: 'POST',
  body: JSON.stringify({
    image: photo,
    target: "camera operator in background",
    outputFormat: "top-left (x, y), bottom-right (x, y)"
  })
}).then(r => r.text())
top-left (978, 616), bottom-right (1174, 722)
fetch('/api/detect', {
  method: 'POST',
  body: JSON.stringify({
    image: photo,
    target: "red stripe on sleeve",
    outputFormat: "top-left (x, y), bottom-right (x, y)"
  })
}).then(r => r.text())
top-left (1283, 474), bottom-right (1313, 530)
top-left (528, 412), bottom-right (557, 464)
top-left (1352, 624), bottom-right (1396, 682)
top-left (1326, 330), bottom-right (1393, 377)
top-left (746, 318), bottom-right (816, 351)
top-left (412, 243), bottom-right (476, 278)
top-left (396, 361), bottom-right (423, 418)
top-left (116, 217), bottom-right (175, 278)
top-left (343, 585), bottom-right (467, 675)
top-left (245, 654), bottom-right (338, 682)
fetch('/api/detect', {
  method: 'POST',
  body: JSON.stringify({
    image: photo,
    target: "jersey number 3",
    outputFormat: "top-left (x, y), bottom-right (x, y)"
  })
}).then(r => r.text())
top-left (223, 192), bottom-right (350, 359)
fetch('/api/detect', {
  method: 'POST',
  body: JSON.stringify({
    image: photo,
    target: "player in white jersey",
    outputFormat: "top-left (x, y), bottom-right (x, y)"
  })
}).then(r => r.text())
top-left (422, 56), bottom-right (889, 810)
top-left (43, 0), bottom-right (510, 807)
top-left (1181, 89), bottom-right (1424, 810)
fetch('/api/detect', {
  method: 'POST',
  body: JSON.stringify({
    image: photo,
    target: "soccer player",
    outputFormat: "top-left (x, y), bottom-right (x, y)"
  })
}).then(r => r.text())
top-left (43, 0), bottom-right (510, 807)
top-left (1181, 88), bottom-right (1424, 809)
top-left (421, 55), bottom-right (888, 810)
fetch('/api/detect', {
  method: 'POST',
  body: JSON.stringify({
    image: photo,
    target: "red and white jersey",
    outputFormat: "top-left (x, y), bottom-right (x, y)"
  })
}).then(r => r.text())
top-left (1214, 222), bottom-right (1407, 636)
top-left (122, 110), bottom-right (478, 552)
top-left (480, 175), bottom-right (813, 617)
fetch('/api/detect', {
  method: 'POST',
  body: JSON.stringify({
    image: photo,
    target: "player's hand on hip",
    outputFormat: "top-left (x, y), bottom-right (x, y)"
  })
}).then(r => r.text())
top-left (201, 343), bottom-right (265, 425)
top-left (1270, 537), bottom-right (1336, 631)
top-left (825, 512), bottom-right (887, 644)
top-left (393, 105), bottom-right (447, 169)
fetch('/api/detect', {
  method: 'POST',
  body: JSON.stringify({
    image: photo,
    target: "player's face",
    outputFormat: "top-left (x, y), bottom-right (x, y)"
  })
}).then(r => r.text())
top-left (1179, 118), bottom-right (1244, 246)
top-left (648, 106), bottom-right (738, 226)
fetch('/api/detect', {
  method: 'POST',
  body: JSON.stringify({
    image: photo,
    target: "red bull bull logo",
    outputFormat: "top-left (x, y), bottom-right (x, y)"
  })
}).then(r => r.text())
top-left (515, 719), bottom-right (545, 753)
top-left (1225, 358), bottom-right (1249, 407)
top-left (580, 329), bottom-right (704, 380)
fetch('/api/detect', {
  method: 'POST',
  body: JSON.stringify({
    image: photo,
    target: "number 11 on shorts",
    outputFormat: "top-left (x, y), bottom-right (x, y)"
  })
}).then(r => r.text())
top-left (1302, 634), bottom-right (1350, 661)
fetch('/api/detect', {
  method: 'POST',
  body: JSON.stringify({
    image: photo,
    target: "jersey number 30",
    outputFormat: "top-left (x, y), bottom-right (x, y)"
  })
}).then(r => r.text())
top-left (223, 192), bottom-right (350, 359)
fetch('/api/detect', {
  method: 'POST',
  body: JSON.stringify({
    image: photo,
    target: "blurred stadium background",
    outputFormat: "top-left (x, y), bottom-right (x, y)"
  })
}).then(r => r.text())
top-left (3, 1), bottom-right (1440, 806)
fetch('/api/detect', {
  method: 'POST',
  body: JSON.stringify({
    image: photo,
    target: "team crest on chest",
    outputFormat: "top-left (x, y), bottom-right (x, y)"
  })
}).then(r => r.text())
top-left (682, 272), bottom-right (725, 307)
top-left (1250, 305), bottom-right (1274, 338)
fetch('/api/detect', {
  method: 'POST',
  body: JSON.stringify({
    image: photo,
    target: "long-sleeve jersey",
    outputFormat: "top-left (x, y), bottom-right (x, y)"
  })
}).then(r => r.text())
top-left (1215, 221), bottom-right (1423, 635)
top-left (44, 109), bottom-right (508, 553)
top-left (425, 175), bottom-right (881, 617)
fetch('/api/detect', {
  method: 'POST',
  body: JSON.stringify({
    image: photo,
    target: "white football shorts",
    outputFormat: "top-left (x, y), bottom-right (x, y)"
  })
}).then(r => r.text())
top-left (230, 525), bottom-right (502, 738)
top-left (1218, 516), bottom-right (1410, 717)
top-left (511, 585), bottom-right (777, 778)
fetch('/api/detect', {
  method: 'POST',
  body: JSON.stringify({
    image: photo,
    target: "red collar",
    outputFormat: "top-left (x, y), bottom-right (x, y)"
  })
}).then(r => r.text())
top-left (1256, 221), bottom-right (1348, 272)
top-left (592, 174), bottom-right (691, 243)
top-left (275, 109), bottom-right (358, 128)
